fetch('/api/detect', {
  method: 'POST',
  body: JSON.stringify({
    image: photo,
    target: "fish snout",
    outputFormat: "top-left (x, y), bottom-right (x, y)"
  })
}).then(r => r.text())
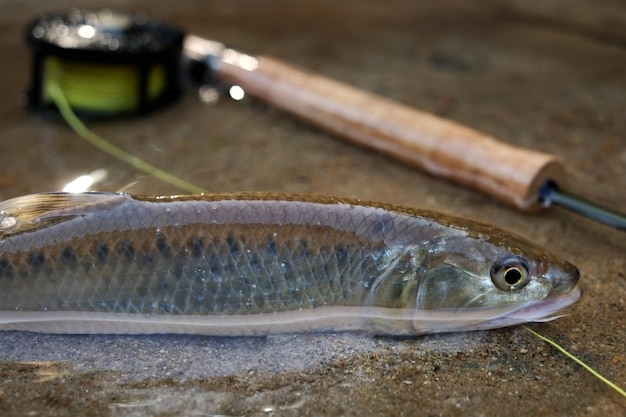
top-left (548, 260), bottom-right (581, 299)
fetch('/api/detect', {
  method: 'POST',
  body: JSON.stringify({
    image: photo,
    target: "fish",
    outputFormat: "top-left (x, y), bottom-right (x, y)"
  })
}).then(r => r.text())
top-left (0, 192), bottom-right (580, 336)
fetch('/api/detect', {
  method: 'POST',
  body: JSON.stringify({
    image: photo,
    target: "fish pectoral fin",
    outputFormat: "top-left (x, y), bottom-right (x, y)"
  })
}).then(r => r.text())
top-left (0, 192), bottom-right (128, 237)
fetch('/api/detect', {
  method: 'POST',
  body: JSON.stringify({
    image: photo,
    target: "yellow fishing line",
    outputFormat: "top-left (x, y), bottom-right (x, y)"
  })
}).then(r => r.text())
top-left (44, 57), bottom-right (166, 113)
top-left (523, 325), bottom-right (626, 399)
top-left (47, 78), bottom-right (208, 194)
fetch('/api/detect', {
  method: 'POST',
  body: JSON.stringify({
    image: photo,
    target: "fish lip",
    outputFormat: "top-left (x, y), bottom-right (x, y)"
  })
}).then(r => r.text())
top-left (413, 282), bottom-right (582, 334)
top-left (510, 283), bottom-right (582, 321)
top-left (451, 284), bottom-right (583, 332)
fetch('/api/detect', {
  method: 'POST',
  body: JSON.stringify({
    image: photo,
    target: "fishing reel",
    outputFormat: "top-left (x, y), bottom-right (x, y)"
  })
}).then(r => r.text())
top-left (26, 8), bottom-right (206, 117)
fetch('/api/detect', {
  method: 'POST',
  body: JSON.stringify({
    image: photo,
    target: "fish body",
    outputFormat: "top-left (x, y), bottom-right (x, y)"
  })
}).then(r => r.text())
top-left (0, 192), bottom-right (580, 335)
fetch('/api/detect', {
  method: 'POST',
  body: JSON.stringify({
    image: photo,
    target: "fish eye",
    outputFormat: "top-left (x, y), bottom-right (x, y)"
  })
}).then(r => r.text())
top-left (490, 256), bottom-right (530, 291)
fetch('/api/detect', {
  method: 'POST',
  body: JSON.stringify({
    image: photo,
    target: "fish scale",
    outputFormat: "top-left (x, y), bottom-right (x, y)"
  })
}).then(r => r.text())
top-left (0, 192), bottom-right (580, 335)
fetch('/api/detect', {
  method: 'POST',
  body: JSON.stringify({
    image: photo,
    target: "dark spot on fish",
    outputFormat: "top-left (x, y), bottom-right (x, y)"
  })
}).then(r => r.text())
top-left (28, 252), bottom-right (45, 268)
top-left (120, 240), bottom-right (135, 260)
top-left (61, 246), bottom-right (76, 265)
top-left (0, 259), bottom-right (12, 277)
top-left (335, 244), bottom-right (349, 264)
top-left (187, 237), bottom-right (204, 257)
top-left (94, 242), bottom-right (109, 262)
top-left (170, 261), bottom-right (185, 281)
top-left (266, 235), bottom-right (278, 257)
top-left (207, 255), bottom-right (223, 276)
top-left (142, 254), bottom-right (155, 266)
top-left (227, 232), bottom-right (240, 257)
top-left (156, 232), bottom-right (170, 257)
top-left (249, 253), bottom-right (263, 277)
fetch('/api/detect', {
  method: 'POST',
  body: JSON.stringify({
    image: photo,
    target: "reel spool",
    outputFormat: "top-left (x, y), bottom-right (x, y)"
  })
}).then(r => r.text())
top-left (27, 9), bottom-right (185, 117)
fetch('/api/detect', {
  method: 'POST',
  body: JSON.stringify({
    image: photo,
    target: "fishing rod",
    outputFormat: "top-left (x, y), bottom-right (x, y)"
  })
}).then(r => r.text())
top-left (26, 9), bottom-right (626, 231)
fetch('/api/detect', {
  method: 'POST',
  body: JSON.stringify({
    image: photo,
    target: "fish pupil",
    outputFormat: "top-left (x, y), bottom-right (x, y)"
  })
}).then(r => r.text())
top-left (504, 267), bottom-right (522, 285)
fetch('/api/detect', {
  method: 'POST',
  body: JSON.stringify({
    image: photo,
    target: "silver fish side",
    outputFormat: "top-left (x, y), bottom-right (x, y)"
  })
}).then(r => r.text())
top-left (0, 192), bottom-right (581, 335)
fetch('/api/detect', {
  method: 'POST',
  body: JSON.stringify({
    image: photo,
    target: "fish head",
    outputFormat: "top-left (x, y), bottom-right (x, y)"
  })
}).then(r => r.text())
top-left (411, 224), bottom-right (581, 333)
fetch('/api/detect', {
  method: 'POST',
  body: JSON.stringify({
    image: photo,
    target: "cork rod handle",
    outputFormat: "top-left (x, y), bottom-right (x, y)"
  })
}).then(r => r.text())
top-left (216, 54), bottom-right (565, 211)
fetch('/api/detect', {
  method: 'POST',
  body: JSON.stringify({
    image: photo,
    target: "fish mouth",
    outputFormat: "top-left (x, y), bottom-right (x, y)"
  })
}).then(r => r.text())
top-left (411, 283), bottom-right (583, 334)
top-left (508, 283), bottom-right (582, 322)
top-left (433, 283), bottom-right (583, 333)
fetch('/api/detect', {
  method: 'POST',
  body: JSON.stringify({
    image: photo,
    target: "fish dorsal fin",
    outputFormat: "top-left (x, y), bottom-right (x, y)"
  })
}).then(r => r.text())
top-left (0, 192), bottom-right (128, 237)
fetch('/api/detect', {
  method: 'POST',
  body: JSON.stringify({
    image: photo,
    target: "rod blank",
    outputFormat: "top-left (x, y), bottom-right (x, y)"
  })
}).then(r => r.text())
top-left (540, 182), bottom-right (626, 231)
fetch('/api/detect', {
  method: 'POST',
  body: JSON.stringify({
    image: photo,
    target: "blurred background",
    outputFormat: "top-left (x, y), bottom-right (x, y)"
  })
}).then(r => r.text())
top-left (0, 1), bottom-right (624, 416)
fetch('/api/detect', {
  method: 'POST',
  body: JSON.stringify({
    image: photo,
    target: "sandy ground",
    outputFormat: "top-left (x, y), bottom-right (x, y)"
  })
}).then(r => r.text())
top-left (0, 1), bottom-right (625, 416)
